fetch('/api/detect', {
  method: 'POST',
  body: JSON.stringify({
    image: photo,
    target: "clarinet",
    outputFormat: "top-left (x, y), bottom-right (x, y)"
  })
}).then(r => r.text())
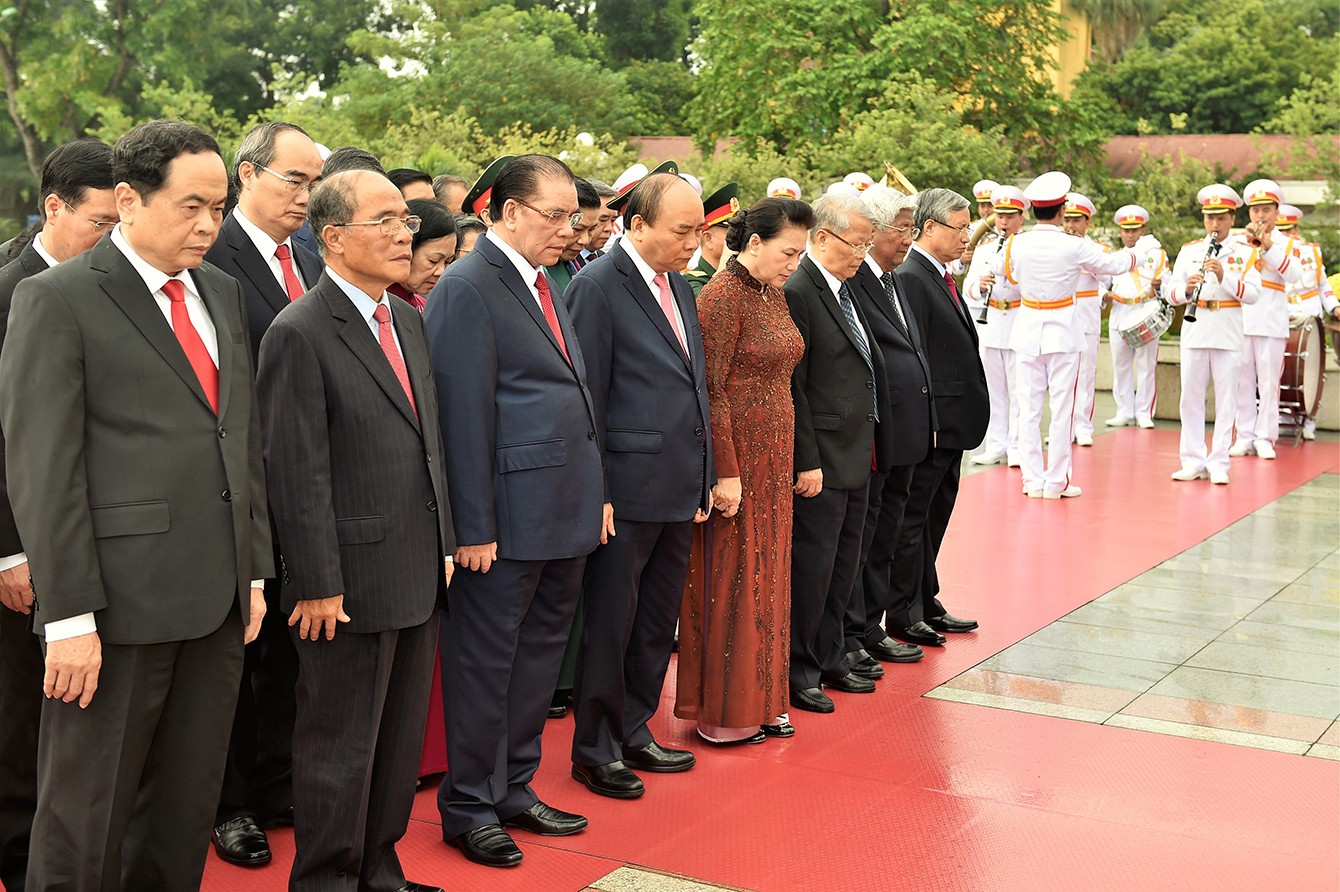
top-left (1182, 235), bottom-right (1221, 324)
top-left (976, 234), bottom-right (1006, 325)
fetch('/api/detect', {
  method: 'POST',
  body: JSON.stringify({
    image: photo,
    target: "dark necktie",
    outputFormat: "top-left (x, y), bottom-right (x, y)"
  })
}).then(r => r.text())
top-left (837, 282), bottom-right (878, 421)
top-left (880, 271), bottom-right (909, 334)
top-left (535, 272), bottom-right (571, 364)
top-left (161, 278), bottom-right (219, 414)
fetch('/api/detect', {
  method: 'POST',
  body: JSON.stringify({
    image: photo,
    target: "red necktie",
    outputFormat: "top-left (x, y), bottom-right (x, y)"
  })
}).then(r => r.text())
top-left (372, 303), bottom-right (417, 418)
top-left (535, 272), bottom-right (571, 364)
top-left (274, 243), bottom-right (304, 301)
top-left (653, 273), bottom-right (689, 357)
top-left (162, 279), bottom-right (219, 414)
top-left (943, 271), bottom-right (963, 310)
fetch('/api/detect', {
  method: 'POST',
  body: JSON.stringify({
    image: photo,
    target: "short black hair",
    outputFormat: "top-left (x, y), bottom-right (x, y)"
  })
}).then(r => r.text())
top-left (388, 168), bottom-right (433, 192)
top-left (575, 178), bottom-right (601, 211)
top-left (40, 139), bottom-right (114, 213)
top-left (233, 121), bottom-right (311, 183)
top-left (489, 154), bottom-right (574, 222)
top-left (725, 197), bottom-right (814, 253)
top-left (1032, 202), bottom-right (1064, 223)
top-left (112, 120), bottom-right (221, 204)
top-left (621, 172), bottom-right (686, 228)
top-left (407, 197), bottom-right (459, 252)
top-left (322, 146), bottom-right (386, 178)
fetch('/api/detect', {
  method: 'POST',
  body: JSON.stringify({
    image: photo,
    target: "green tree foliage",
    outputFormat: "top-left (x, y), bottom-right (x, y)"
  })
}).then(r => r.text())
top-left (596, 0), bottom-right (692, 63)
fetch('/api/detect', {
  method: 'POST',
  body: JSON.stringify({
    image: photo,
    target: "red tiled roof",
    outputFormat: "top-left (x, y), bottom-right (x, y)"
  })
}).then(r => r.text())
top-left (1103, 134), bottom-right (1337, 179)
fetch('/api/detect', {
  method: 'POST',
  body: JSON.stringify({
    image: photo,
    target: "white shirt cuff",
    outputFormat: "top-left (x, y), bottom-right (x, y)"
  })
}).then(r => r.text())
top-left (45, 613), bottom-right (97, 642)
top-left (250, 579), bottom-right (265, 589)
top-left (0, 552), bottom-right (27, 572)
top-left (444, 555), bottom-right (453, 563)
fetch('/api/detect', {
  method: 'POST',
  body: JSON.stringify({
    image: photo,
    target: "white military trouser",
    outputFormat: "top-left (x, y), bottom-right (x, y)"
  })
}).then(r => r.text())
top-left (1110, 336), bottom-right (1160, 423)
top-left (1179, 347), bottom-right (1240, 474)
top-left (979, 345), bottom-right (1018, 458)
top-left (1234, 334), bottom-right (1286, 447)
top-left (1072, 330), bottom-right (1101, 438)
top-left (1016, 351), bottom-right (1080, 494)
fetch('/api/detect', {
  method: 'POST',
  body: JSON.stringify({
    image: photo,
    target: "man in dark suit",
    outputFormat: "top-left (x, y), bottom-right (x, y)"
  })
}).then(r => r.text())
top-left (890, 188), bottom-right (989, 647)
top-left (258, 169), bottom-right (451, 892)
top-left (565, 172), bottom-right (712, 799)
top-left (424, 154), bottom-right (605, 868)
top-left (0, 138), bottom-right (115, 892)
top-left (784, 193), bottom-right (895, 717)
top-left (0, 119), bottom-right (272, 890)
top-left (845, 186), bottom-right (933, 675)
top-left (205, 119), bottom-right (325, 868)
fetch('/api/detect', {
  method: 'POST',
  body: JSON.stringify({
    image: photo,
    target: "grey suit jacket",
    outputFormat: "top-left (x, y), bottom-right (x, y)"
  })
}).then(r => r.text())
top-left (257, 274), bottom-right (453, 633)
top-left (0, 236), bottom-right (273, 644)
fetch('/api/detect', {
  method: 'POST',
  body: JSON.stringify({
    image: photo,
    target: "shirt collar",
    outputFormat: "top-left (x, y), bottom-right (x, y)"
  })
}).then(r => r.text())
top-left (110, 224), bottom-right (197, 300)
top-left (619, 238), bottom-right (661, 293)
top-left (486, 229), bottom-right (542, 293)
top-left (863, 253), bottom-right (885, 278)
top-left (232, 206), bottom-right (293, 261)
top-left (812, 258), bottom-right (847, 300)
top-left (911, 243), bottom-right (946, 277)
top-left (31, 230), bottom-right (59, 268)
top-left (325, 266), bottom-right (389, 327)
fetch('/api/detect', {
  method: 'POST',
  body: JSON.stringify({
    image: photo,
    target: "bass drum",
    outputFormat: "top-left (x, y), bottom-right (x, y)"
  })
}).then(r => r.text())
top-left (1279, 316), bottom-right (1325, 428)
top-left (1116, 300), bottom-right (1174, 350)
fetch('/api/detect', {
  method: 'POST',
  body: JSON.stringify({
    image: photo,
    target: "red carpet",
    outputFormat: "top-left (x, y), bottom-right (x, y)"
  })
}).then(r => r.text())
top-left (205, 430), bottom-right (1340, 891)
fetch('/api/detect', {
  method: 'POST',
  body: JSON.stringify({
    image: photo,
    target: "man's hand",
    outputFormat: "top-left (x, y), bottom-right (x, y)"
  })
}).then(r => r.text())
top-left (978, 273), bottom-right (995, 296)
top-left (288, 595), bottom-right (350, 641)
top-left (1185, 273), bottom-right (1203, 297)
top-left (444, 559), bottom-right (455, 589)
top-left (712, 477), bottom-right (742, 517)
top-left (1202, 258), bottom-right (1223, 280)
top-left (794, 468), bottom-right (823, 498)
top-left (0, 562), bottom-right (32, 614)
top-left (692, 507), bottom-right (711, 523)
top-left (456, 543), bottom-right (497, 573)
top-left (243, 586), bottom-right (266, 644)
top-left (601, 502), bottom-right (616, 545)
top-left (44, 631), bottom-right (101, 708)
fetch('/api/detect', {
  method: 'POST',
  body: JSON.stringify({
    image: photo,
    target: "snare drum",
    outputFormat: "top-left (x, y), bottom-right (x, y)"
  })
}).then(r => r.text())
top-left (1116, 300), bottom-right (1174, 350)
top-left (1280, 316), bottom-right (1325, 426)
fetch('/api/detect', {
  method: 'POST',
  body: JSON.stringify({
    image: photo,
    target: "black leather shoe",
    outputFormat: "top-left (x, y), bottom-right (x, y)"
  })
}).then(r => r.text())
top-left (572, 761), bottom-right (645, 799)
top-left (394, 883), bottom-right (447, 892)
top-left (503, 801), bottom-right (588, 836)
top-left (622, 741), bottom-right (695, 773)
top-left (822, 672), bottom-right (876, 694)
top-left (447, 824), bottom-right (522, 867)
top-left (789, 686), bottom-right (835, 713)
top-left (868, 636), bottom-right (925, 662)
top-left (927, 613), bottom-right (979, 633)
top-left (846, 650), bottom-right (884, 680)
top-left (212, 816), bottom-right (271, 867)
top-left (547, 704), bottom-right (568, 719)
top-left (548, 689), bottom-right (571, 719)
top-left (698, 728), bottom-right (767, 746)
top-left (895, 622), bottom-right (946, 647)
top-left (761, 721), bottom-right (795, 738)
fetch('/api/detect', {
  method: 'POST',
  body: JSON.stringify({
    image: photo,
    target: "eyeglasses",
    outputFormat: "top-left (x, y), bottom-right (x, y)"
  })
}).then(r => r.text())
top-left (820, 228), bottom-right (874, 256)
top-left (255, 164), bottom-right (319, 194)
top-left (881, 224), bottom-right (913, 236)
top-left (931, 218), bottom-right (972, 237)
top-left (514, 199), bottom-right (582, 229)
top-left (331, 215), bottom-right (422, 236)
top-left (61, 200), bottom-right (117, 233)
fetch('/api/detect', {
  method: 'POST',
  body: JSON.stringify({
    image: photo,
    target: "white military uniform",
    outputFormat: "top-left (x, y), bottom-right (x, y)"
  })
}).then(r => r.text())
top-left (1070, 237), bottom-right (1110, 443)
top-left (1108, 233), bottom-right (1168, 427)
top-left (1165, 231), bottom-right (1262, 477)
top-left (1282, 222), bottom-right (1332, 437)
top-left (964, 228), bottom-right (1017, 462)
top-left (994, 180), bottom-right (1138, 497)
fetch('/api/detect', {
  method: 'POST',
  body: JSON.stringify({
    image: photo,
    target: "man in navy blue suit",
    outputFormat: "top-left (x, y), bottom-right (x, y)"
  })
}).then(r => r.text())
top-left (424, 154), bottom-right (608, 868)
top-left (564, 171), bottom-right (713, 800)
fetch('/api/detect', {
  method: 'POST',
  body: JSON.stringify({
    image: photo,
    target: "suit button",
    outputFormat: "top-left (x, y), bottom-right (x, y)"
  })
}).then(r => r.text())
top-left (221, 490), bottom-right (232, 501)
top-left (588, 431), bottom-right (597, 440)
top-left (866, 380), bottom-right (873, 389)
top-left (921, 386), bottom-right (928, 394)
top-left (866, 413), bottom-right (875, 422)
top-left (426, 453), bottom-right (432, 463)
top-left (694, 427), bottom-right (704, 437)
top-left (695, 386), bottom-right (702, 394)
top-left (218, 427), bottom-right (227, 438)
top-left (427, 500), bottom-right (437, 511)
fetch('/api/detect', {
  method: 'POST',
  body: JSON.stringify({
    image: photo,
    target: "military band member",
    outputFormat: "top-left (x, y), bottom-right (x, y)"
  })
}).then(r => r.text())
top-left (1278, 204), bottom-right (1339, 440)
top-left (1105, 205), bottom-right (1167, 430)
top-left (1062, 193), bottom-right (1108, 447)
top-left (1228, 179), bottom-right (1300, 461)
top-left (767, 177), bottom-right (803, 200)
top-left (686, 182), bottom-right (739, 298)
top-left (964, 185), bottom-right (1026, 466)
top-left (972, 180), bottom-right (999, 226)
top-left (1165, 185), bottom-right (1261, 485)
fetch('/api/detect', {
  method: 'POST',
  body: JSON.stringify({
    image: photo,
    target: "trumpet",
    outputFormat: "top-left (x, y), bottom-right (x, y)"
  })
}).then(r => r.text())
top-left (1244, 221), bottom-right (1268, 248)
top-left (1183, 235), bottom-right (1221, 324)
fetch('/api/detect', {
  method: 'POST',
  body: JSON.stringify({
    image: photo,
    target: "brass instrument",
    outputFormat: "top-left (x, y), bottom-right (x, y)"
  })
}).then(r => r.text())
top-left (882, 163), bottom-right (917, 195)
top-left (1183, 235), bottom-right (1221, 324)
top-left (965, 213), bottom-right (998, 252)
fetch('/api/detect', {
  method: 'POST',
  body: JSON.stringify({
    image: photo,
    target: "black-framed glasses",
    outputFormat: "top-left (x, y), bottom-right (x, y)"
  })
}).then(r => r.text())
top-left (331, 215), bottom-right (422, 236)
top-left (820, 228), bottom-right (874, 256)
top-left (931, 218), bottom-right (972, 237)
top-left (256, 164), bottom-right (319, 194)
top-left (61, 200), bottom-right (116, 233)
top-left (514, 198), bottom-right (582, 229)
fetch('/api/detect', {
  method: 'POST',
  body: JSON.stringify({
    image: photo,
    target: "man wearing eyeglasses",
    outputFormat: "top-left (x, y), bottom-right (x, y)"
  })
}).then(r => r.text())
top-left (203, 120), bottom-right (326, 869)
top-left (783, 192), bottom-right (894, 716)
top-left (256, 168), bottom-right (453, 892)
top-left (0, 137), bottom-right (114, 892)
top-left (425, 154), bottom-right (604, 868)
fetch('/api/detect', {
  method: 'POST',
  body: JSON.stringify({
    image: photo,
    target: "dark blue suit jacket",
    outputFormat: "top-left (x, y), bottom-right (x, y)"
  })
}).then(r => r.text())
top-left (564, 244), bottom-right (713, 523)
top-left (424, 235), bottom-right (603, 561)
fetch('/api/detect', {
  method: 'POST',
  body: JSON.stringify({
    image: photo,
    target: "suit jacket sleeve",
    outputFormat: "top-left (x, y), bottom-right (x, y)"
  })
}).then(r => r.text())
top-left (257, 318), bottom-right (341, 599)
top-left (0, 276), bottom-right (22, 557)
top-left (564, 274), bottom-right (613, 503)
top-left (784, 277), bottom-right (820, 473)
top-left (0, 278), bottom-right (106, 620)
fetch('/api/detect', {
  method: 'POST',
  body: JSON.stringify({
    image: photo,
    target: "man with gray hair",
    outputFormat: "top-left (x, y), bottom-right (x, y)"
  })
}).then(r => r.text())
top-left (887, 188), bottom-right (988, 650)
top-left (783, 193), bottom-right (895, 717)
top-left (844, 185), bottom-right (933, 677)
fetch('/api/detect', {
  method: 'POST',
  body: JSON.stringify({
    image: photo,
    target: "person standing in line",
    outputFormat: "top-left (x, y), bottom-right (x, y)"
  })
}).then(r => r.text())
top-left (1104, 205), bottom-right (1167, 431)
top-left (1061, 192), bottom-right (1109, 448)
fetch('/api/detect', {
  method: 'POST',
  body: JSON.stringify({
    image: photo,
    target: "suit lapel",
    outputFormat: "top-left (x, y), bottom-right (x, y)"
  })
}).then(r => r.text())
top-left (223, 215), bottom-right (291, 315)
top-left (479, 238), bottom-right (577, 376)
top-left (859, 265), bottom-right (904, 337)
top-left (615, 246), bottom-right (691, 372)
top-left (804, 258), bottom-right (867, 358)
top-left (194, 269), bottom-right (234, 417)
top-left (915, 250), bottom-right (972, 330)
top-left (324, 277), bottom-right (421, 431)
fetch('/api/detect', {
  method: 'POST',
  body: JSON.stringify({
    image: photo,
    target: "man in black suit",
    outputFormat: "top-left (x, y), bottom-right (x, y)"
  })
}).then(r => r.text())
top-left (0, 138), bottom-right (115, 892)
top-left (889, 188), bottom-right (989, 647)
top-left (784, 192), bottom-right (895, 716)
top-left (565, 172), bottom-right (712, 799)
top-left (845, 186), bottom-right (933, 676)
top-left (0, 120), bottom-right (272, 890)
top-left (205, 120), bottom-right (325, 868)
top-left (424, 154), bottom-right (605, 868)
top-left (258, 169), bottom-right (451, 892)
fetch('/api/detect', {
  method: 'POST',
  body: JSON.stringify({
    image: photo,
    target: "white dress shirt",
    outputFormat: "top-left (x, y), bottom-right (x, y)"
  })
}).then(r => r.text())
top-left (232, 206), bottom-right (306, 294)
top-left (620, 238), bottom-right (688, 348)
top-left (325, 267), bottom-right (404, 356)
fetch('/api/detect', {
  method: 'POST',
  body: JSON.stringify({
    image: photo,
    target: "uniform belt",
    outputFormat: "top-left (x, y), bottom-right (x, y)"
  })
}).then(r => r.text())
top-left (1287, 288), bottom-right (1319, 304)
top-left (1196, 299), bottom-right (1242, 310)
top-left (1022, 296), bottom-right (1074, 310)
top-left (988, 299), bottom-right (1021, 311)
top-left (1074, 289), bottom-right (1099, 299)
top-left (1262, 280), bottom-right (1286, 292)
top-left (1113, 295), bottom-right (1151, 305)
